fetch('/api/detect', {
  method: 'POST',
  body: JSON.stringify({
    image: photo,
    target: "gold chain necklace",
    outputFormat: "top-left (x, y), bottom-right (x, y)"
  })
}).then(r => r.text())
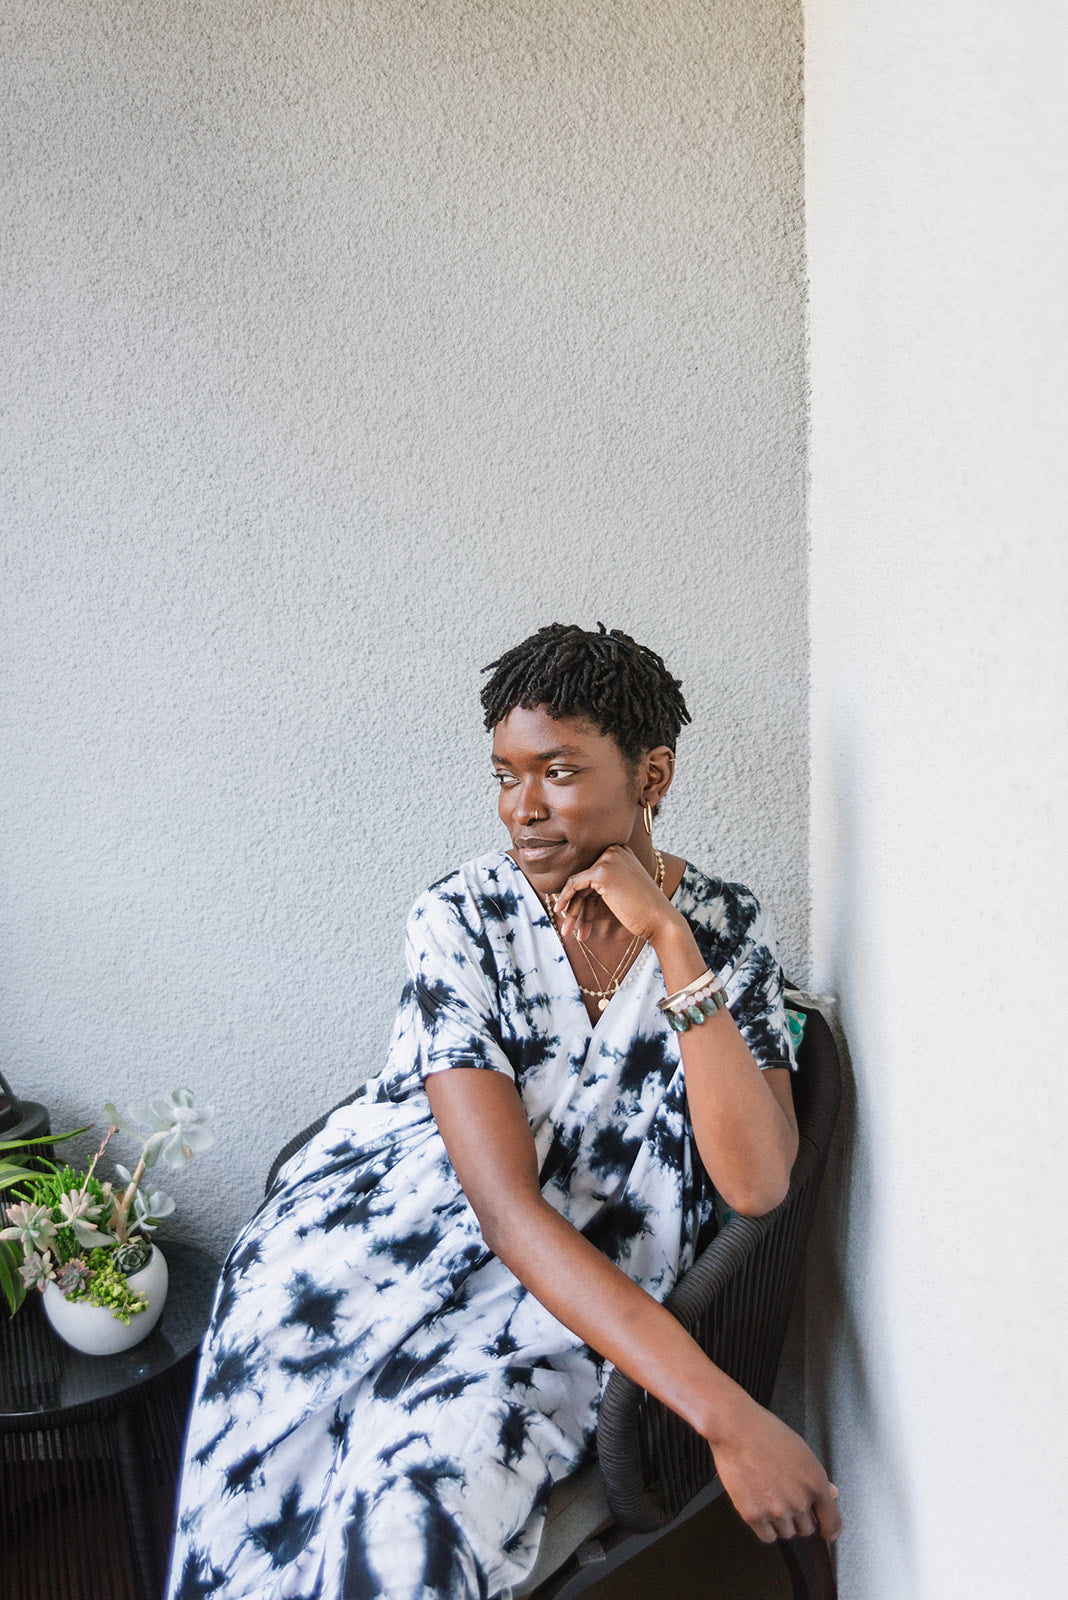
top-left (545, 848), bottom-right (664, 1012)
top-left (576, 931), bottom-right (643, 1000)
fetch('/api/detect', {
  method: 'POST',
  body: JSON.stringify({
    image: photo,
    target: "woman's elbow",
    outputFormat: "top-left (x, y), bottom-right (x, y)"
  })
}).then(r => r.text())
top-left (720, 1171), bottom-right (792, 1219)
top-left (471, 1190), bottom-right (549, 1263)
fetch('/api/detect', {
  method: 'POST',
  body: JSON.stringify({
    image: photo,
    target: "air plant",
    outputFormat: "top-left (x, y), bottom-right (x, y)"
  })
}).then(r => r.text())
top-left (0, 1088), bottom-right (215, 1320)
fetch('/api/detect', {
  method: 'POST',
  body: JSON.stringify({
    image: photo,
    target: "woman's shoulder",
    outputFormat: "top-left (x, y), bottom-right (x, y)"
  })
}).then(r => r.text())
top-left (407, 851), bottom-right (530, 939)
top-left (674, 861), bottom-right (767, 952)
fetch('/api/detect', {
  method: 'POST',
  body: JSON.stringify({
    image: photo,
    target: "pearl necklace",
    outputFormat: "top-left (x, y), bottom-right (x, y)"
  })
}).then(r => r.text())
top-left (544, 848), bottom-right (664, 1012)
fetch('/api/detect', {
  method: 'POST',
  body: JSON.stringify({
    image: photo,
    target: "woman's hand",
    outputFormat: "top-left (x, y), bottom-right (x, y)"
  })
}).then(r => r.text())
top-left (709, 1397), bottom-right (842, 1544)
top-left (554, 844), bottom-right (683, 946)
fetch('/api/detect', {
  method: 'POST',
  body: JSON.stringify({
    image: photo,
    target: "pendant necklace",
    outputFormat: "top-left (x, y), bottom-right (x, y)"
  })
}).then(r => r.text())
top-left (544, 848), bottom-right (665, 1012)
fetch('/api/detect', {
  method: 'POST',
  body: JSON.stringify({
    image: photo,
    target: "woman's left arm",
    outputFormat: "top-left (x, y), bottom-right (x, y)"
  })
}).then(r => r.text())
top-left (555, 848), bottom-right (798, 1217)
top-left (653, 915), bottom-right (798, 1215)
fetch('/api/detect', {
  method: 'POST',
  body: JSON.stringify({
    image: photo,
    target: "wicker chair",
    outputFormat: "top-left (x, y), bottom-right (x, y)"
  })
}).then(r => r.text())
top-left (265, 997), bottom-right (841, 1600)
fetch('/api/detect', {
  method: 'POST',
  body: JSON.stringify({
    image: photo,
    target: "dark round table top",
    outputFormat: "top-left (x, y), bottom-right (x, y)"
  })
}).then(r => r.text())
top-left (0, 1238), bottom-right (220, 1429)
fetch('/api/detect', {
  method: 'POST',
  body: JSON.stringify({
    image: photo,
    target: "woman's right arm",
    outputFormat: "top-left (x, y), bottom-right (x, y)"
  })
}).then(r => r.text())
top-left (424, 1064), bottom-right (841, 1546)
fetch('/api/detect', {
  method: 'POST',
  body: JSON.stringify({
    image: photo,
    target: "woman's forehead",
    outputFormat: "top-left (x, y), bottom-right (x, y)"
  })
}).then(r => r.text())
top-left (490, 704), bottom-right (614, 760)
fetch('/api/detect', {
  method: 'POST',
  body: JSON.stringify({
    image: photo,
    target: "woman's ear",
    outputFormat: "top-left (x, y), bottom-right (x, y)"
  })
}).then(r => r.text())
top-left (640, 746), bottom-right (675, 809)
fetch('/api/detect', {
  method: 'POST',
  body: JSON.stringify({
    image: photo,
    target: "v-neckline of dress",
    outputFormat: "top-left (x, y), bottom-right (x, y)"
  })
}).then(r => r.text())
top-left (496, 850), bottom-right (690, 1039)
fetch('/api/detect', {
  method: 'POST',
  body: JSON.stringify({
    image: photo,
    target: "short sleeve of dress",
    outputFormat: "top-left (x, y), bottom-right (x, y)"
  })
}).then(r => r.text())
top-left (721, 907), bottom-right (798, 1073)
top-left (682, 874), bottom-right (798, 1074)
top-left (404, 885), bottom-right (517, 1083)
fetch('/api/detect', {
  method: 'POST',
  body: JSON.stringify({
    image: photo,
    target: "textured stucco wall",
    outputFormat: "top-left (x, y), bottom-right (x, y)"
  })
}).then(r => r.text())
top-left (2, 1), bottom-right (807, 1259)
top-left (806, 3), bottom-right (1067, 1596)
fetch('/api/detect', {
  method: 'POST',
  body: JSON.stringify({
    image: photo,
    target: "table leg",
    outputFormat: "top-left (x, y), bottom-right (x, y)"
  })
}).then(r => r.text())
top-left (116, 1407), bottom-right (161, 1600)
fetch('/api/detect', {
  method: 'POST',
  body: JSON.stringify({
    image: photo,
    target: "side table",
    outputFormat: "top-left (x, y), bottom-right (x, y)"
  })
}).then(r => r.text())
top-left (0, 1240), bottom-right (219, 1600)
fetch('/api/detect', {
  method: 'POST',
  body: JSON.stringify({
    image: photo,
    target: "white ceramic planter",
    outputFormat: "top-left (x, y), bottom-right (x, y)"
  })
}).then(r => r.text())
top-left (42, 1245), bottom-right (169, 1356)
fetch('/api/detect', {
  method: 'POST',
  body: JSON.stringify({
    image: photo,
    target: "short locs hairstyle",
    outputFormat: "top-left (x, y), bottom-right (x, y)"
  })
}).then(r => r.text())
top-left (480, 623), bottom-right (691, 765)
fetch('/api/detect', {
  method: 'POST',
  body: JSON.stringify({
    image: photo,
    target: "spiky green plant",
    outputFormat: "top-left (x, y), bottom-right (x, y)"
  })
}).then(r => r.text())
top-left (0, 1128), bottom-right (84, 1316)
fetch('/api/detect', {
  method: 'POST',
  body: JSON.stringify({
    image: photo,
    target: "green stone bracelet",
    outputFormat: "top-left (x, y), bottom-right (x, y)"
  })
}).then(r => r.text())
top-left (665, 991), bottom-right (727, 1032)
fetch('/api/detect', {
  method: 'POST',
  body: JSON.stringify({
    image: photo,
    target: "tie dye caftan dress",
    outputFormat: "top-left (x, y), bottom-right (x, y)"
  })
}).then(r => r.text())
top-left (167, 851), bottom-right (796, 1600)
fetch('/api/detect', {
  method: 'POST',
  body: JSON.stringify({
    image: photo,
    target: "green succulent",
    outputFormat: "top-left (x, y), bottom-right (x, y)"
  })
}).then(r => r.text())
top-left (113, 1238), bottom-right (152, 1276)
top-left (68, 1248), bottom-right (148, 1324)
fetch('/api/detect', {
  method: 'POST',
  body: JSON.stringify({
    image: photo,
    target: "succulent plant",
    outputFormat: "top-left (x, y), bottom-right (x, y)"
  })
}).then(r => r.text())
top-left (112, 1166), bottom-right (176, 1233)
top-left (105, 1087), bottom-right (216, 1171)
top-left (113, 1238), bottom-right (152, 1276)
top-left (55, 1257), bottom-right (94, 1298)
top-left (57, 1186), bottom-right (116, 1250)
top-left (0, 1199), bottom-right (56, 1255)
top-left (0, 1088), bottom-right (215, 1319)
top-left (18, 1250), bottom-right (54, 1292)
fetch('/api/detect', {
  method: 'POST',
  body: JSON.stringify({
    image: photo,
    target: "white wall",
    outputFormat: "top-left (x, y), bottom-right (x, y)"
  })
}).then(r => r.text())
top-left (806, 3), bottom-right (1068, 1595)
top-left (2, 1), bottom-right (808, 1259)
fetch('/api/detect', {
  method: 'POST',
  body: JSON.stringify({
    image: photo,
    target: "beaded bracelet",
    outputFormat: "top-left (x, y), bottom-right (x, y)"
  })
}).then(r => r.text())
top-left (658, 966), bottom-right (720, 1009)
top-left (658, 968), bottom-right (729, 1033)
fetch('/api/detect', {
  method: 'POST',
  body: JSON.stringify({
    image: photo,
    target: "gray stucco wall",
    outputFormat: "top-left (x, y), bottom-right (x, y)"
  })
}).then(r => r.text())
top-left (2, 1), bottom-right (807, 1259)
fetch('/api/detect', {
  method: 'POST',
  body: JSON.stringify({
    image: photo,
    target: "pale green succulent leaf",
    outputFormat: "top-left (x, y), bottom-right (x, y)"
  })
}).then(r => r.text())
top-left (141, 1130), bottom-right (169, 1168)
top-left (103, 1104), bottom-right (144, 1140)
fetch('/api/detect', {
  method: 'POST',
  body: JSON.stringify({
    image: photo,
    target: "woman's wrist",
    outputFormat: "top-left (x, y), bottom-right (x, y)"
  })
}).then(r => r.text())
top-left (649, 910), bottom-right (705, 982)
top-left (684, 1364), bottom-right (762, 1448)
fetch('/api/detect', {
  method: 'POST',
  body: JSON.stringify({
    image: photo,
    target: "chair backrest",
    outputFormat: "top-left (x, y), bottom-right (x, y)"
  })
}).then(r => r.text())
top-left (264, 1085), bottom-right (367, 1197)
top-left (596, 1001), bottom-right (842, 1532)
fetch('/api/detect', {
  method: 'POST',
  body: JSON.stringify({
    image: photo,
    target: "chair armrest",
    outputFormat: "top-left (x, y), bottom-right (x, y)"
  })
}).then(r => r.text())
top-left (597, 1005), bottom-right (841, 1533)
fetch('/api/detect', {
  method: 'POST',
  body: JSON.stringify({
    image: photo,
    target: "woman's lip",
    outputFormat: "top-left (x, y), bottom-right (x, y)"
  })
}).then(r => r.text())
top-left (516, 839), bottom-right (565, 855)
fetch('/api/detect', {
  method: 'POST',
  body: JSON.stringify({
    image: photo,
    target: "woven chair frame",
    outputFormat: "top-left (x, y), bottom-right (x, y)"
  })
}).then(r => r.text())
top-left (596, 1003), bottom-right (841, 1533)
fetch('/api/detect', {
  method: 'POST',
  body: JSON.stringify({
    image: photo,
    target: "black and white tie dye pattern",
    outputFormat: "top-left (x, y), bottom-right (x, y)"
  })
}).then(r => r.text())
top-left (167, 854), bottom-right (795, 1600)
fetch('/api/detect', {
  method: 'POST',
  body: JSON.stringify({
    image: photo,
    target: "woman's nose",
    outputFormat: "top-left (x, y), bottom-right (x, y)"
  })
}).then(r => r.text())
top-left (516, 783), bottom-right (545, 824)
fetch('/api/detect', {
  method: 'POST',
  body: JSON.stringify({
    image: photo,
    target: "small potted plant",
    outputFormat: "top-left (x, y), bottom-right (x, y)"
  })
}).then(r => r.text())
top-left (0, 1088), bottom-right (214, 1355)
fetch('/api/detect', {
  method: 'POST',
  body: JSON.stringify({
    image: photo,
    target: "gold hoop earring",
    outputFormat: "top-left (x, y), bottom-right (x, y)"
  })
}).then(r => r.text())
top-left (643, 802), bottom-right (653, 836)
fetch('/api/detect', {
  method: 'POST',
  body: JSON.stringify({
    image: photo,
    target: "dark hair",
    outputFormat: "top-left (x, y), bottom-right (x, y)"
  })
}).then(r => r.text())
top-left (480, 623), bottom-right (690, 764)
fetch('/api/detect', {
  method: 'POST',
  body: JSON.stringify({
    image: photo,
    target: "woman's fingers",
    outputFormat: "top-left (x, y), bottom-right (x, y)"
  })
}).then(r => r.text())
top-left (749, 1498), bottom-right (833, 1545)
top-left (556, 877), bottom-right (607, 940)
top-left (759, 1486), bottom-right (840, 1545)
top-left (572, 892), bottom-right (594, 943)
top-left (815, 1483), bottom-right (843, 1541)
top-left (554, 873), bottom-right (594, 928)
top-left (786, 1510), bottom-right (817, 1540)
top-left (748, 1506), bottom-right (815, 1544)
top-left (556, 883), bottom-right (595, 940)
top-left (554, 846), bottom-right (670, 942)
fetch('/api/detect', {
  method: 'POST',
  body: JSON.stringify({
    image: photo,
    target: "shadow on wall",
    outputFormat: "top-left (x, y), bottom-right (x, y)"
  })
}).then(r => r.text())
top-left (803, 706), bottom-right (920, 1598)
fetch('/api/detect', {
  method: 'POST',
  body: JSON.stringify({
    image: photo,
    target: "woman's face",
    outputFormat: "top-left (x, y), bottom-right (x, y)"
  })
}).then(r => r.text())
top-left (491, 704), bottom-right (648, 894)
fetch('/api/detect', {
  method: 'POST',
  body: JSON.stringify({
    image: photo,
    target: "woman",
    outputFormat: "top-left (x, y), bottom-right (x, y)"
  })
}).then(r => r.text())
top-left (168, 624), bottom-right (840, 1600)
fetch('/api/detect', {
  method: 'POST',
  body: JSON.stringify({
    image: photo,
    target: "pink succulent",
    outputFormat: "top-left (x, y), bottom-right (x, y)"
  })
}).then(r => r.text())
top-left (0, 1199), bottom-right (56, 1257)
top-left (18, 1250), bottom-right (54, 1292)
top-left (55, 1257), bottom-right (94, 1299)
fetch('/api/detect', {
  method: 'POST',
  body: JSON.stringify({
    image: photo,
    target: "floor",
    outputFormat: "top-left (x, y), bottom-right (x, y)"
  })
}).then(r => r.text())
top-left (2, 1459), bottom-right (145, 1600)
top-left (577, 1496), bottom-right (793, 1600)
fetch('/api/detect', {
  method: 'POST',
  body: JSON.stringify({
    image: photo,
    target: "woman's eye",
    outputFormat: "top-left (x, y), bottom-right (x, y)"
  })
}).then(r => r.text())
top-left (546, 768), bottom-right (576, 781)
top-left (493, 772), bottom-right (518, 788)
